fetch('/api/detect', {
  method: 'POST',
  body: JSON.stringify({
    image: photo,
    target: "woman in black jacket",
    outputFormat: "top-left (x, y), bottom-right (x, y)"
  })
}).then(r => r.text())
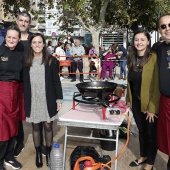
top-left (23, 33), bottom-right (63, 168)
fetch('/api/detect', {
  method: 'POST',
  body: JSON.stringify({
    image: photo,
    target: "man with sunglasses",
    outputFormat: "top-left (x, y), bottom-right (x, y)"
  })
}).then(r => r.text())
top-left (154, 14), bottom-right (170, 170)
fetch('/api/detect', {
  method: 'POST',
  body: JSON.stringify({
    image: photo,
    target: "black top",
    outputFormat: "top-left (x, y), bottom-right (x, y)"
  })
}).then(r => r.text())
top-left (16, 32), bottom-right (32, 55)
top-left (16, 32), bottom-right (32, 82)
top-left (152, 41), bottom-right (162, 54)
top-left (128, 56), bottom-right (143, 99)
top-left (156, 42), bottom-right (170, 97)
top-left (0, 45), bottom-right (23, 81)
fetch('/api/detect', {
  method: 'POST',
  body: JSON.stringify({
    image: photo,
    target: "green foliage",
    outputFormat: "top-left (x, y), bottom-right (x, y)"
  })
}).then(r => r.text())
top-left (2, 0), bottom-right (31, 17)
top-left (1, 0), bottom-right (169, 32)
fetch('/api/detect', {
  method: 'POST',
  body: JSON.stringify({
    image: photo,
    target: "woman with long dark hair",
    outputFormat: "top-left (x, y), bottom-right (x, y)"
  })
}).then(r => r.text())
top-left (126, 28), bottom-right (160, 170)
top-left (23, 33), bottom-right (63, 168)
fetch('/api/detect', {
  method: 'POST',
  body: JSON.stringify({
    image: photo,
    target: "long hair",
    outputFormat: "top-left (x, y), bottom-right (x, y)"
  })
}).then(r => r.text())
top-left (127, 28), bottom-right (152, 70)
top-left (54, 41), bottom-right (63, 52)
top-left (112, 43), bottom-right (118, 52)
top-left (25, 33), bottom-right (53, 67)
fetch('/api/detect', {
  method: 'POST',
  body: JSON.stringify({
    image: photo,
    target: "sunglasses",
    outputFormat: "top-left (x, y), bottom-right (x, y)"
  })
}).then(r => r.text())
top-left (160, 23), bottom-right (170, 30)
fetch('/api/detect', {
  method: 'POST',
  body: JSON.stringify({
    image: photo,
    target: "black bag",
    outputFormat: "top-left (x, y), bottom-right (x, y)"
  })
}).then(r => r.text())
top-left (70, 146), bottom-right (111, 170)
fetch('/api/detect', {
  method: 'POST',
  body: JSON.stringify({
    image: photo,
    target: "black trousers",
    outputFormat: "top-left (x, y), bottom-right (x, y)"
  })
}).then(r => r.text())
top-left (71, 60), bottom-right (83, 80)
top-left (132, 97), bottom-right (157, 165)
top-left (15, 121), bottom-right (24, 146)
top-left (0, 137), bottom-right (15, 164)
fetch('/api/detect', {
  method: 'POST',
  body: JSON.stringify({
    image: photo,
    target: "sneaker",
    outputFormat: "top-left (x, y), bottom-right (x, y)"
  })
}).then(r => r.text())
top-left (14, 143), bottom-right (24, 157)
top-left (5, 158), bottom-right (22, 169)
top-left (41, 145), bottom-right (46, 156)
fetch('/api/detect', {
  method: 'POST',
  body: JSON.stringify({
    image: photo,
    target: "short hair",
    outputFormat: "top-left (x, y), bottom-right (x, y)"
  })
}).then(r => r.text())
top-left (157, 13), bottom-right (170, 29)
top-left (6, 25), bottom-right (21, 38)
top-left (17, 11), bottom-right (32, 23)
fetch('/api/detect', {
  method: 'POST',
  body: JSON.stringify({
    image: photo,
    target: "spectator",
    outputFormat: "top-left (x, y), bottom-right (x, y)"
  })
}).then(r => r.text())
top-left (54, 42), bottom-right (66, 80)
top-left (127, 28), bottom-right (159, 170)
top-left (47, 40), bottom-right (53, 55)
top-left (65, 43), bottom-right (72, 79)
top-left (88, 45), bottom-right (97, 58)
top-left (0, 25), bottom-right (23, 170)
top-left (101, 46), bottom-right (116, 81)
top-left (112, 43), bottom-right (127, 80)
top-left (70, 39), bottom-right (85, 82)
top-left (23, 33), bottom-right (63, 168)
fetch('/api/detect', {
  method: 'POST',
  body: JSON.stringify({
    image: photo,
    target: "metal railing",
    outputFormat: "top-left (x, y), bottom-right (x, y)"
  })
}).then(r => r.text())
top-left (56, 55), bottom-right (101, 80)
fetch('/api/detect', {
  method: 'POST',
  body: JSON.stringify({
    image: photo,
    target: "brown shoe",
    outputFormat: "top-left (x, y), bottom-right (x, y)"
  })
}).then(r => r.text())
top-left (123, 77), bottom-right (126, 80)
top-left (119, 76), bottom-right (123, 80)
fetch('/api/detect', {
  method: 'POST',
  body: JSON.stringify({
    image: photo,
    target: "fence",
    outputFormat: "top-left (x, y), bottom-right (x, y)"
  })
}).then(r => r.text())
top-left (56, 55), bottom-right (101, 81)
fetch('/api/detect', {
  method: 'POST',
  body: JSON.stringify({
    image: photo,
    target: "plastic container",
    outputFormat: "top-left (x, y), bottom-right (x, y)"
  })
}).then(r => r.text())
top-left (50, 142), bottom-right (63, 170)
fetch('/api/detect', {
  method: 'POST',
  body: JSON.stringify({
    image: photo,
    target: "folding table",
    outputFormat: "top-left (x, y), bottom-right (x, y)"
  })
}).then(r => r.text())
top-left (57, 103), bottom-right (127, 170)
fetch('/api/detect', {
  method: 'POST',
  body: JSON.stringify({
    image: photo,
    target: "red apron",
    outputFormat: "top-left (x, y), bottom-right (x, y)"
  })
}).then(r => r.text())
top-left (0, 81), bottom-right (20, 141)
top-left (157, 94), bottom-right (170, 156)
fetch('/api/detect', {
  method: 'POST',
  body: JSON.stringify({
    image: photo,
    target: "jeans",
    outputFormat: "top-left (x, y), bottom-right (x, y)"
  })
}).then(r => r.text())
top-left (71, 60), bottom-right (83, 80)
top-left (119, 60), bottom-right (127, 77)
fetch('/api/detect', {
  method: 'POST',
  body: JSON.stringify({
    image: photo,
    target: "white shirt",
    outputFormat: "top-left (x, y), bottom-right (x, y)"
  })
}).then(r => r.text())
top-left (55, 47), bottom-right (66, 60)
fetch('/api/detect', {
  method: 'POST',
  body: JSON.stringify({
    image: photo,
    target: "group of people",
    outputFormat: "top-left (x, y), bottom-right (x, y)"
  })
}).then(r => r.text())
top-left (0, 11), bottom-right (63, 170)
top-left (126, 14), bottom-right (170, 170)
top-left (47, 38), bottom-right (86, 82)
top-left (100, 43), bottom-right (127, 81)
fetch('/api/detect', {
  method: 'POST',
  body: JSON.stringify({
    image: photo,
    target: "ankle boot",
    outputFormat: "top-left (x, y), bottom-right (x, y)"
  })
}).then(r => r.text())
top-left (35, 146), bottom-right (43, 168)
top-left (46, 146), bottom-right (51, 167)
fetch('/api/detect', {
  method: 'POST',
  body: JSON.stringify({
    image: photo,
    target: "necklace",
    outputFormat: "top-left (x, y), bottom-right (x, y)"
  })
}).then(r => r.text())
top-left (134, 56), bottom-right (143, 72)
top-left (136, 58), bottom-right (142, 67)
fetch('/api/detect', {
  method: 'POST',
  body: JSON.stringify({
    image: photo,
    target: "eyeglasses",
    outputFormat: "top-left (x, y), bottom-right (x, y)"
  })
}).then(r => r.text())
top-left (160, 23), bottom-right (170, 30)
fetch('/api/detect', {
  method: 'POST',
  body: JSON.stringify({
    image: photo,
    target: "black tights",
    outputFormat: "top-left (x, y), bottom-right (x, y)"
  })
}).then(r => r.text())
top-left (32, 122), bottom-right (53, 148)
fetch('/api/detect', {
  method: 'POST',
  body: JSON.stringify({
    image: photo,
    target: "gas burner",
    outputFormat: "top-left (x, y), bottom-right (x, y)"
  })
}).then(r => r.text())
top-left (73, 92), bottom-right (120, 106)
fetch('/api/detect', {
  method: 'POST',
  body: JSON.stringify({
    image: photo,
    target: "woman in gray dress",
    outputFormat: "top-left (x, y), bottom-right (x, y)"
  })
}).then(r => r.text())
top-left (23, 33), bottom-right (63, 168)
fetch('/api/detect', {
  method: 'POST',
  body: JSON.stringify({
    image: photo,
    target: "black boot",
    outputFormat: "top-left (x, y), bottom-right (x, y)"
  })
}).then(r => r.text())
top-left (46, 146), bottom-right (51, 167)
top-left (35, 146), bottom-right (43, 168)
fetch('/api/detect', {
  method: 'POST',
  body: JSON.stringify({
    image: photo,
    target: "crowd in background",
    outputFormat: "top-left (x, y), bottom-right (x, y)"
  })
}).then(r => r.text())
top-left (46, 36), bottom-right (128, 82)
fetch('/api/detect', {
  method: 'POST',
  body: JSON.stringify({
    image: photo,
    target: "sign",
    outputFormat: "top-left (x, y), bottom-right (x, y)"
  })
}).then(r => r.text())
top-left (52, 32), bottom-right (56, 38)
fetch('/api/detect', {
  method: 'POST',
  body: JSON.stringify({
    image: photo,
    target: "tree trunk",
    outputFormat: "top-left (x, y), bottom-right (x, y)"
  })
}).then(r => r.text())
top-left (90, 30), bottom-right (100, 56)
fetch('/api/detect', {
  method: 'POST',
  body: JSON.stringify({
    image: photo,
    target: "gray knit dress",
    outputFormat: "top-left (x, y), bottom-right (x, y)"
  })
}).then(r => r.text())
top-left (26, 58), bottom-right (57, 123)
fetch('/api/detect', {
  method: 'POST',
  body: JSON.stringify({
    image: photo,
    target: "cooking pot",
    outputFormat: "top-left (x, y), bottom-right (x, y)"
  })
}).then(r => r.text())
top-left (76, 81), bottom-right (118, 100)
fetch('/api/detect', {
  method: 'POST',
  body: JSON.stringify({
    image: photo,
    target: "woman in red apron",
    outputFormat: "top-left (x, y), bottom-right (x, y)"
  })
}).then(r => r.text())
top-left (0, 25), bottom-right (23, 170)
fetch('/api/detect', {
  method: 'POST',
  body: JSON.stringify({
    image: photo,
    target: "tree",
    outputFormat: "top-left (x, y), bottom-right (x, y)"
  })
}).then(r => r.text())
top-left (1, 0), bottom-right (169, 54)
